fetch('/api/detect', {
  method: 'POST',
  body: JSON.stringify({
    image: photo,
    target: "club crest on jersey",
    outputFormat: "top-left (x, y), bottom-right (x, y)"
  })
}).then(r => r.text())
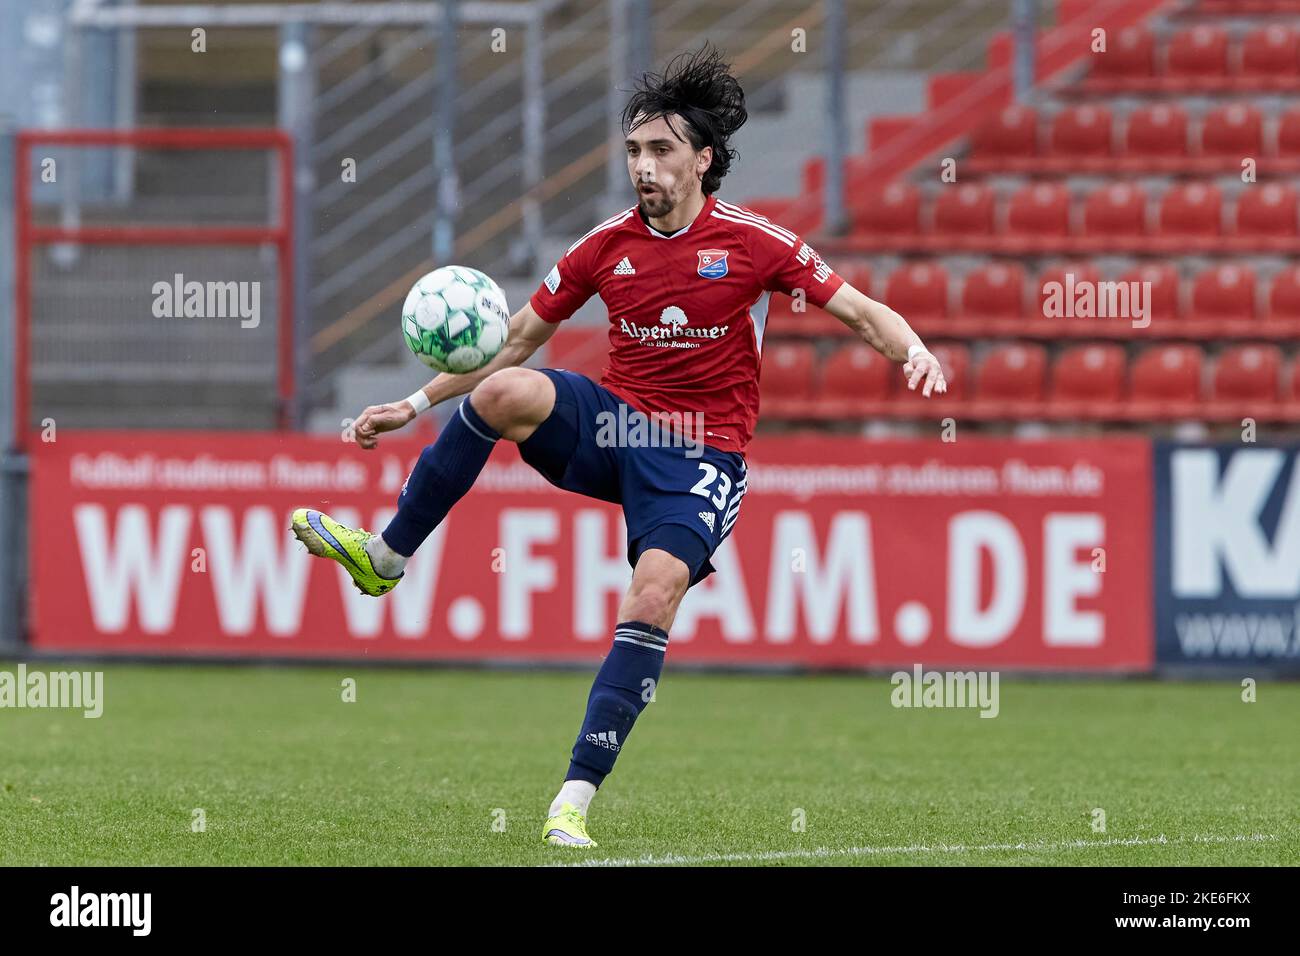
top-left (696, 248), bottom-right (729, 279)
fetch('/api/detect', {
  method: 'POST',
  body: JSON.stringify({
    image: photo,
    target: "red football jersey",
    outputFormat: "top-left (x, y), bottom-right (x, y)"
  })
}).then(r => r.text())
top-left (529, 194), bottom-right (844, 454)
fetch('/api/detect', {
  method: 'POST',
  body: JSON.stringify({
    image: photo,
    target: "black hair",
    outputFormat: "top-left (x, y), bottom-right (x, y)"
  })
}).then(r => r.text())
top-left (620, 43), bottom-right (748, 195)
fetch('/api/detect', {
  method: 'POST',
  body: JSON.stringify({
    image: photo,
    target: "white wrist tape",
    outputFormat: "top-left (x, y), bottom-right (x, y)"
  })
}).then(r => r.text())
top-left (907, 344), bottom-right (932, 364)
top-left (404, 388), bottom-right (431, 415)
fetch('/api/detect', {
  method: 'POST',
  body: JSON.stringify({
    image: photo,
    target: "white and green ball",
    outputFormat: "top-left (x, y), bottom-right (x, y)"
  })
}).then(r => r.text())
top-left (401, 265), bottom-right (510, 374)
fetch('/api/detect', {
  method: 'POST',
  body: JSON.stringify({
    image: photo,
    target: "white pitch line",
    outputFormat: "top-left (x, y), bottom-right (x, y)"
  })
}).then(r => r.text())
top-left (547, 832), bottom-right (1277, 867)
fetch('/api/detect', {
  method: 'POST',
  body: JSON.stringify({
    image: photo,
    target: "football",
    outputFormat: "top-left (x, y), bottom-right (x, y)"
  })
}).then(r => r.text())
top-left (400, 265), bottom-right (511, 374)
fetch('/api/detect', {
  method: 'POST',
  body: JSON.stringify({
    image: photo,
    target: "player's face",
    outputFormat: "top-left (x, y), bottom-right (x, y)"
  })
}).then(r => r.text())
top-left (625, 113), bottom-right (709, 218)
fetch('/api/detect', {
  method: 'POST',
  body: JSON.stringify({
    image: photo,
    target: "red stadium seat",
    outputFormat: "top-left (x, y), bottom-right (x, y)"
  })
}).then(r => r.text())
top-left (1190, 264), bottom-right (1257, 324)
top-left (1035, 261), bottom-right (1102, 324)
top-left (975, 343), bottom-right (1048, 415)
top-left (1082, 183), bottom-right (1148, 247)
top-left (1278, 107), bottom-right (1300, 157)
top-left (1210, 344), bottom-right (1283, 412)
top-left (819, 343), bottom-right (892, 409)
top-left (1038, 261), bottom-right (1102, 288)
top-left (1050, 344), bottom-right (1126, 418)
top-left (1130, 344), bottom-right (1205, 417)
top-left (960, 262), bottom-right (1026, 321)
top-left (884, 261), bottom-right (949, 321)
top-left (1005, 182), bottom-right (1071, 246)
top-left (834, 262), bottom-right (871, 296)
top-left (968, 105), bottom-right (1039, 168)
top-left (1118, 262), bottom-right (1183, 326)
top-left (1122, 104), bottom-right (1189, 170)
top-left (977, 344), bottom-right (1047, 398)
top-left (1265, 265), bottom-right (1300, 323)
top-left (1048, 105), bottom-right (1113, 160)
top-left (1165, 25), bottom-right (1230, 88)
top-left (1200, 104), bottom-right (1264, 157)
top-left (933, 183), bottom-right (996, 242)
top-left (1234, 183), bottom-right (1298, 248)
top-left (1157, 182), bottom-right (1223, 249)
top-left (1239, 25), bottom-right (1300, 87)
top-left (1085, 25), bottom-right (1155, 90)
top-left (760, 342), bottom-right (817, 412)
top-left (850, 182), bottom-right (922, 242)
top-left (805, 154), bottom-right (874, 203)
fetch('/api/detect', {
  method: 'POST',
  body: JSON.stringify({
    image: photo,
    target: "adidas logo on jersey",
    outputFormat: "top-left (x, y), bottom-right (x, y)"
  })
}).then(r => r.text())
top-left (613, 256), bottom-right (636, 275)
top-left (698, 511), bottom-right (716, 532)
top-left (585, 730), bottom-right (621, 751)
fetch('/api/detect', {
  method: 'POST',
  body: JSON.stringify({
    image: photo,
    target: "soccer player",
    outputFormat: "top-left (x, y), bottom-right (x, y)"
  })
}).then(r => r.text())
top-left (291, 45), bottom-right (945, 848)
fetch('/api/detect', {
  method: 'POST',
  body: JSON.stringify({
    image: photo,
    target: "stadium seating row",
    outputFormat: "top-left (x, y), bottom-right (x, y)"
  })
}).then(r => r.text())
top-left (843, 180), bottom-right (1300, 254)
top-left (782, 261), bottom-right (1300, 339)
top-left (966, 102), bottom-right (1300, 175)
top-left (763, 0), bottom-right (1300, 424)
top-left (760, 341), bottom-right (1300, 422)
top-left (1074, 23), bottom-right (1300, 93)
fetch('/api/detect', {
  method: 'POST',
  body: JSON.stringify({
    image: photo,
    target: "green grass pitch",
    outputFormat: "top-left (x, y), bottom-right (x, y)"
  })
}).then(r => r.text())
top-left (1, 663), bottom-right (1296, 866)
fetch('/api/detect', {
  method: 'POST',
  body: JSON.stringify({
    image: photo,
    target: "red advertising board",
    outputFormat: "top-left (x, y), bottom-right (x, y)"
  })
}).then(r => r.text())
top-left (29, 431), bottom-right (1152, 669)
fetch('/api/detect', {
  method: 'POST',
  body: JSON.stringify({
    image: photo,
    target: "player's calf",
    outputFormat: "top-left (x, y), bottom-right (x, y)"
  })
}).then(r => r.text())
top-left (371, 369), bottom-right (559, 578)
top-left (568, 552), bottom-right (688, 789)
top-left (544, 549), bottom-right (690, 846)
top-left (543, 618), bottom-right (668, 848)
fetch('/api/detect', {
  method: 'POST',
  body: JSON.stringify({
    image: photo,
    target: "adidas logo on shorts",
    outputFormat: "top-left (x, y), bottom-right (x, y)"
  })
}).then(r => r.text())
top-left (613, 256), bottom-right (636, 275)
top-left (698, 511), bottom-right (716, 532)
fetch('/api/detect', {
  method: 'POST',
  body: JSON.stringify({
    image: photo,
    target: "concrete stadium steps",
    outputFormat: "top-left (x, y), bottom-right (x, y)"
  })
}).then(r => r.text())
top-left (34, 381), bottom-right (281, 431)
top-left (26, 243), bottom-right (281, 429)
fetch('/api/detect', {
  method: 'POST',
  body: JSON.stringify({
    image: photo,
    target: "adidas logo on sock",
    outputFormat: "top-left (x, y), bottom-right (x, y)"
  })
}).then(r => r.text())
top-left (698, 511), bottom-right (716, 532)
top-left (613, 256), bottom-right (636, 275)
top-left (585, 730), bottom-right (621, 752)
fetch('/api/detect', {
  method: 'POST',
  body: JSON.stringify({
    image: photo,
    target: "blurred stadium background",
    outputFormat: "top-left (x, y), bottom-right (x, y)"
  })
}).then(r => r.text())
top-left (6, 0), bottom-right (1300, 870)
top-left (3, 0), bottom-right (1299, 676)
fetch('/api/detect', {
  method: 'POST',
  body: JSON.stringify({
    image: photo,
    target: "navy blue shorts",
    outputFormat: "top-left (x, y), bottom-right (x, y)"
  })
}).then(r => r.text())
top-left (517, 369), bottom-right (747, 585)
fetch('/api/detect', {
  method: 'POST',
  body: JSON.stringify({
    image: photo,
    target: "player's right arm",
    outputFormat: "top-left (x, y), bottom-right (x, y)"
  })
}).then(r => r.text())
top-left (822, 281), bottom-right (947, 398)
top-left (352, 301), bottom-right (557, 449)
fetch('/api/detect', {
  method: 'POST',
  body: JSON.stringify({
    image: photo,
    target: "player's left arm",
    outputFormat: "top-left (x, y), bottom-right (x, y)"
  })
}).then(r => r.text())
top-left (822, 281), bottom-right (947, 398)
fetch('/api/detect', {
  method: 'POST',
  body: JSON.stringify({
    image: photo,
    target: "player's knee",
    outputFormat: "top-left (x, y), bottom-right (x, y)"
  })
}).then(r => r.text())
top-left (469, 368), bottom-right (549, 434)
top-left (620, 564), bottom-right (689, 630)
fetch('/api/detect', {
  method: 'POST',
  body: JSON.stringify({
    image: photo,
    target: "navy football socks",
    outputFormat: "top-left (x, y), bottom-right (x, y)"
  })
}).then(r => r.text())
top-left (566, 621), bottom-right (668, 787)
top-left (382, 397), bottom-right (500, 556)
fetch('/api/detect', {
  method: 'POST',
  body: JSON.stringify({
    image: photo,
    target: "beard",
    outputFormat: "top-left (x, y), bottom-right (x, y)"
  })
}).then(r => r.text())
top-left (637, 184), bottom-right (676, 219)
